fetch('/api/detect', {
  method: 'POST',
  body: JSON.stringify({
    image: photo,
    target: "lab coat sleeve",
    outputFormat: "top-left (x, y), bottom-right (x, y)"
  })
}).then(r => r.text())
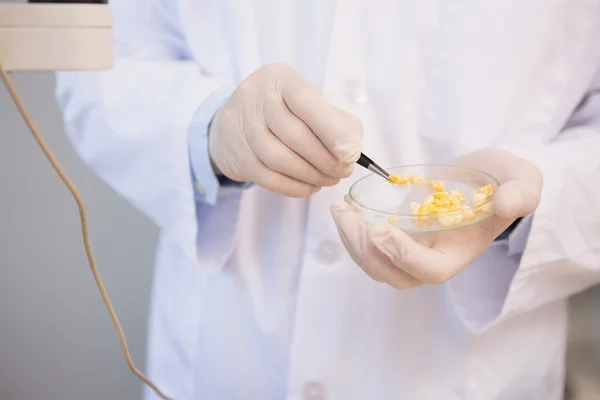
top-left (447, 80), bottom-right (600, 334)
top-left (54, 0), bottom-right (243, 272)
top-left (188, 84), bottom-right (248, 205)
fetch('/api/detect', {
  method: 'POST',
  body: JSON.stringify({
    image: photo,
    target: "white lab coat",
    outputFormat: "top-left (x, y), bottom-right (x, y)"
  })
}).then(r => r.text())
top-left (55, 0), bottom-right (600, 399)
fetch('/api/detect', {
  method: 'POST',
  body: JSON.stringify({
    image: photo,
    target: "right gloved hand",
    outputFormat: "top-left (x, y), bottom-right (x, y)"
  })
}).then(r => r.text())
top-left (209, 63), bottom-right (363, 197)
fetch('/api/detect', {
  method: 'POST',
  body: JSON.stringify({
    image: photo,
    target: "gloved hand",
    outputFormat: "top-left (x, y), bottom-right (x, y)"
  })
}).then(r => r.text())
top-left (209, 63), bottom-right (363, 197)
top-left (330, 148), bottom-right (543, 289)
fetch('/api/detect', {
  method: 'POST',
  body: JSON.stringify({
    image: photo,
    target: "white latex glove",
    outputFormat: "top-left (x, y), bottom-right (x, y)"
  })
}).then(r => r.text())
top-left (330, 148), bottom-right (543, 289)
top-left (209, 63), bottom-right (363, 197)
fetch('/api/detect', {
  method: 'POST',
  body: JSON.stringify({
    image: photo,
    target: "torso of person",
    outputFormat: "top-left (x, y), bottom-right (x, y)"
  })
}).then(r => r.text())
top-left (144, 1), bottom-right (600, 399)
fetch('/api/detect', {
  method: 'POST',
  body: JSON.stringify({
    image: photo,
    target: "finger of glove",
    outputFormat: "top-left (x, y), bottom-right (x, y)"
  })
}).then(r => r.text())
top-left (494, 179), bottom-right (541, 220)
top-left (279, 72), bottom-right (363, 163)
top-left (332, 201), bottom-right (423, 289)
top-left (330, 201), bottom-right (382, 282)
top-left (245, 118), bottom-right (340, 187)
top-left (244, 154), bottom-right (319, 197)
top-left (208, 106), bottom-right (252, 182)
top-left (264, 97), bottom-right (354, 179)
top-left (369, 224), bottom-right (460, 285)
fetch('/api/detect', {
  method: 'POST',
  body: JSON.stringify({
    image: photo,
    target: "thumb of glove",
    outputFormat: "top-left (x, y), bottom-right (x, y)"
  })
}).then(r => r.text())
top-left (493, 179), bottom-right (542, 219)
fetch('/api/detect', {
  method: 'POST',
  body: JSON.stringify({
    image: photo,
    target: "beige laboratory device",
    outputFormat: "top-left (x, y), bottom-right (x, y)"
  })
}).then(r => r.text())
top-left (0, 1), bottom-right (173, 399)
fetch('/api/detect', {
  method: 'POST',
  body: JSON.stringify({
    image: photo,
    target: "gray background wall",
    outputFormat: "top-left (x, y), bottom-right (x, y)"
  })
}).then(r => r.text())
top-left (0, 72), bottom-right (155, 400)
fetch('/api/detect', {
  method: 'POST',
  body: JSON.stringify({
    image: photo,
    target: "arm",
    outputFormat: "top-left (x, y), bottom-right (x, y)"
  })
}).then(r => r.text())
top-left (447, 70), bottom-right (600, 333)
top-left (55, 0), bottom-right (242, 271)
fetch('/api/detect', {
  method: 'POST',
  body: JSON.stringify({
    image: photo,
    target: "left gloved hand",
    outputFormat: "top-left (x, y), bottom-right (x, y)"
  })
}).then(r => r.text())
top-left (330, 148), bottom-right (543, 289)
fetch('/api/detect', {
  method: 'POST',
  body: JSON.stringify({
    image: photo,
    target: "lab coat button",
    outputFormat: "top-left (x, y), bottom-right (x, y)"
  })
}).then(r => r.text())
top-left (344, 78), bottom-right (368, 104)
top-left (314, 240), bottom-right (342, 264)
top-left (303, 381), bottom-right (326, 399)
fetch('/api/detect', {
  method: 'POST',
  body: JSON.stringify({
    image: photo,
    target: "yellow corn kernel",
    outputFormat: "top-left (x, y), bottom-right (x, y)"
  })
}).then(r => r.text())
top-left (410, 202), bottom-right (421, 215)
top-left (450, 190), bottom-right (466, 202)
top-left (428, 179), bottom-right (445, 192)
top-left (476, 184), bottom-right (493, 196)
top-left (438, 215), bottom-right (454, 228)
top-left (453, 213), bottom-right (464, 225)
top-left (473, 192), bottom-right (488, 207)
top-left (418, 203), bottom-right (434, 214)
top-left (462, 206), bottom-right (476, 220)
top-left (435, 207), bottom-right (449, 214)
top-left (389, 174), bottom-right (409, 185)
top-left (435, 192), bottom-right (451, 202)
top-left (478, 202), bottom-right (494, 213)
top-left (463, 211), bottom-right (476, 220)
top-left (448, 194), bottom-right (461, 206)
top-left (435, 198), bottom-right (450, 207)
top-left (423, 195), bottom-right (434, 206)
top-left (409, 174), bottom-right (425, 184)
top-left (388, 216), bottom-right (399, 223)
top-left (438, 214), bottom-right (464, 228)
top-left (417, 203), bottom-right (434, 220)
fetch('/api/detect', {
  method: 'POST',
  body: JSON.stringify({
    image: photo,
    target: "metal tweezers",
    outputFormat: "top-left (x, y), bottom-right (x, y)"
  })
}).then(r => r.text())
top-left (356, 153), bottom-right (392, 182)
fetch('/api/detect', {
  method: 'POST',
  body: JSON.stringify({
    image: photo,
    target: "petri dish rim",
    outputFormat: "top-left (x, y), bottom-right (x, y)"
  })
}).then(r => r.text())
top-left (348, 163), bottom-right (500, 219)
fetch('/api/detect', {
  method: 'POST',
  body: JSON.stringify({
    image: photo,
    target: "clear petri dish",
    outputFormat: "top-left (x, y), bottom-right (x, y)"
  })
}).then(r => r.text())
top-left (348, 164), bottom-right (499, 233)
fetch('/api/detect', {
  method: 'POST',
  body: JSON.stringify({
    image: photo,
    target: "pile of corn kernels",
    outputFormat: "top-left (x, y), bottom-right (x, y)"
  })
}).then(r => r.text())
top-left (387, 174), bottom-right (494, 228)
